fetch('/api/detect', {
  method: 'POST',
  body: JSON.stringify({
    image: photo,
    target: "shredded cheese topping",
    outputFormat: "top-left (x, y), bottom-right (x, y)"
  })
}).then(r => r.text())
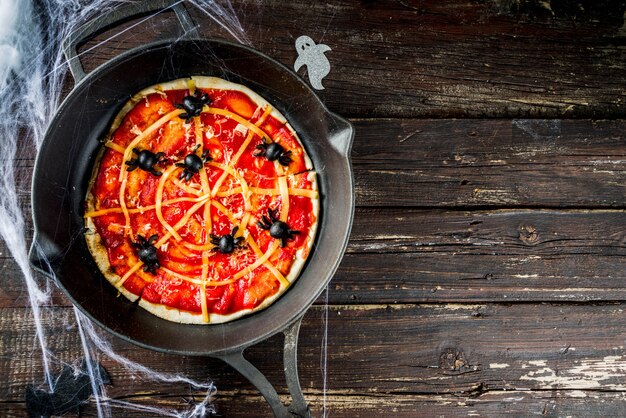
top-left (88, 92), bottom-right (315, 322)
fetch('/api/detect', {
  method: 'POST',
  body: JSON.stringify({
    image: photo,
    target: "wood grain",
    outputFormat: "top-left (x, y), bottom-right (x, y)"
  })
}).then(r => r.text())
top-left (334, 208), bottom-right (626, 303)
top-left (4, 391), bottom-right (626, 417)
top-left (77, 0), bottom-right (626, 118)
top-left (353, 119), bottom-right (626, 207)
top-left (2, 304), bottom-right (626, 416)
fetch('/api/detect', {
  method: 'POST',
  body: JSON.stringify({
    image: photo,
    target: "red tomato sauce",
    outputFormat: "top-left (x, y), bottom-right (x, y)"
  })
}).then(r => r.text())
top-left (87, 84), bottom-right (317, 317)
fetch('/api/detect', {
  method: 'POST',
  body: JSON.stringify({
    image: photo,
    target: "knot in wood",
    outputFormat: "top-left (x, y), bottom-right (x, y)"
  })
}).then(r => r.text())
top-left (518, 225), bottom-right (538, 245)
top-left (439, 347), bottom-right (470, 375)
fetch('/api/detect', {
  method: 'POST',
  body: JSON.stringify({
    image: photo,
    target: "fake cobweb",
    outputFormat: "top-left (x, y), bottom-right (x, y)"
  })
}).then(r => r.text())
top-left (0, 0), bottom-right (331, 416)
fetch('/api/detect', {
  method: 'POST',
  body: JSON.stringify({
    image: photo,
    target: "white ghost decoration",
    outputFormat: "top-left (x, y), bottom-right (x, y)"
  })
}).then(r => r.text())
top-left (294, 35), bottom-right (331, 90)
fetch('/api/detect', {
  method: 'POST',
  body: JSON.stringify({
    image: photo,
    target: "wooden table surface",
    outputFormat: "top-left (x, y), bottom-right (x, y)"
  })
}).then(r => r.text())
top-left (3, 1), bottom-right (626, 416)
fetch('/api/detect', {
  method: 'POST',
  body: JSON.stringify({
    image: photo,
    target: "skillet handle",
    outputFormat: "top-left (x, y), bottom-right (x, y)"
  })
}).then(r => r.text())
top-left (327, 112), bottom-right (354, 158)
top-left (63, 0), bottom-right (199, 83)
top-left (217, 316), bottom-right (311, 418)
top-left (28, 232), bottom-right (61, 278)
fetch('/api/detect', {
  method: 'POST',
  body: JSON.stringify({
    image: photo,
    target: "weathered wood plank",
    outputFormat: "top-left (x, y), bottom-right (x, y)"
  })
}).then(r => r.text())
top-left (78, 0), bottom-right (626, 118)
top-left (2, 304), bottom-right (626, 409)
top-left (354, 119), bottom-right (626, 207)
top-left (3, 390), bottom-right (626, 417)
top-left (332, 208), bottom-right (626, 303)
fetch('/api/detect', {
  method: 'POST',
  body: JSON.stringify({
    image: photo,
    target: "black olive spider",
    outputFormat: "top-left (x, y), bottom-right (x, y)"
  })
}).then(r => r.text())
top-left (257, 208), bottom-right (300, 247)
top-left (125, 148), bottom-right (165, 176)
top-left (133, 234), bottom-right (160, 274)
top-left (175, 91), bottom-right (211, 123)
top-left (176, 144), bottom-right (212, 182)
top-left (254, 137), bottom-right (292, 166)
top-left (210, 226), bottom-right (246, 254)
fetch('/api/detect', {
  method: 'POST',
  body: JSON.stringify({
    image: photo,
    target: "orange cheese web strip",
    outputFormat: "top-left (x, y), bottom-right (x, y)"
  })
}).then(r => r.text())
top-left (178, 182), bottom-right (290, 288)
top-left (240, 211), bottom-right (252, 234)
top-left (114, 108), bottom-right (186, 237)
top-left (277, 175), bottom-right (290, 222)
top-left (231, 240), bottom-right (280, 281)
top-left (210, 105), bottom-right (272, 198)
top-left (164, 266), bottom-right (239, 287)
top-left (171, 240), bottom-right (202, 258)
top-left (209, 162), bottom-right (251, 211)
top-left (211, 129), bottom-right (254, 196)
top-left (203, 107), bottom-right (270, 140)
top-left (200, 251), bottom-right (209, 322)
top-left (115, 259), bottom-right (144, 288)
top-left (171, 178), bottom-right (202, 196)
top-left (168, 240), bottom-right (281, 288)
top-left (84, 194), bottom-right (210, 218)
top-left (117, 108), bottom-right (185, 182)
top-left (179, 241), bottom-right (215, 252)
top-left (234, 210), bottom-right (289, 287)
top-left (155, 164), bottom-right (184, 241)
top-left (118, 171), bottom-right (132, 239)
top-left (195, 112), bottom-right (212, 322)
top-left (210, 200), bottom-right (238, 224)
top-left (187, 78), bottom-right (196, 93)
top-left (194, 117), bottom-right (212, 242)
top-left (82, 185), bottom-right (315, 219)
top-left (156, 198), bottom-right (209, 247)
top-left (104, 142), bottom-right (125, 153)
top-left (163, 241), bottom-right (283, 287)
top-left (161, 267), bottom-right (204, 285)
top-left (245, 233), bottom-right (289, 287)
top-left (214, 186), bottom-right (318, 199)
top-left (114, 198), bottom-right (208, 288)
top-left (254, 104), bottom-right (273, 127)
top-left (180, 201), bottom-right (243, 251)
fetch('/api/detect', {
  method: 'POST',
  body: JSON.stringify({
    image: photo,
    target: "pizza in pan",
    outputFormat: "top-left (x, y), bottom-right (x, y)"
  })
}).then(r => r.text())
top-left (84, 76), bottom-right (318, 324)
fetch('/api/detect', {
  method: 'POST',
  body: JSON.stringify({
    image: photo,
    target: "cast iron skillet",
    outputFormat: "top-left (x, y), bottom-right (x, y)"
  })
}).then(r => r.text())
top-left (28, 1), bottom-right (354, 417)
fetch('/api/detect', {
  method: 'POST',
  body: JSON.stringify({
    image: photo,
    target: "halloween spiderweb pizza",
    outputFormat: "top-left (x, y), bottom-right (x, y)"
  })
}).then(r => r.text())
top-left (84, 76), bottom-right (318, 324)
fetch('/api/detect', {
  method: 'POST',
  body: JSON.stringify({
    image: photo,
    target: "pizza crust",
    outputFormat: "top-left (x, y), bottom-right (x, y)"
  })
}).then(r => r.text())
top-left (85, 77), bottom-right (318, 324)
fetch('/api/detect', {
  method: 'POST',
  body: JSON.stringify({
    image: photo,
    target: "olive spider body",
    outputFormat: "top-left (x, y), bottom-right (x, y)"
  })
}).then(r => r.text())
top-left (254, 138), bottom-right (292, 166)
top-left (210, 226), bottom-right (245, 254)
top-left (257, 209), bottom-right (300, 247)
top-left (175, 91), bottom-right (211, 123)
top-left (125, 148), bottom-right (165, 176)
top-left (133, 234), bottom-right (160, 274)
